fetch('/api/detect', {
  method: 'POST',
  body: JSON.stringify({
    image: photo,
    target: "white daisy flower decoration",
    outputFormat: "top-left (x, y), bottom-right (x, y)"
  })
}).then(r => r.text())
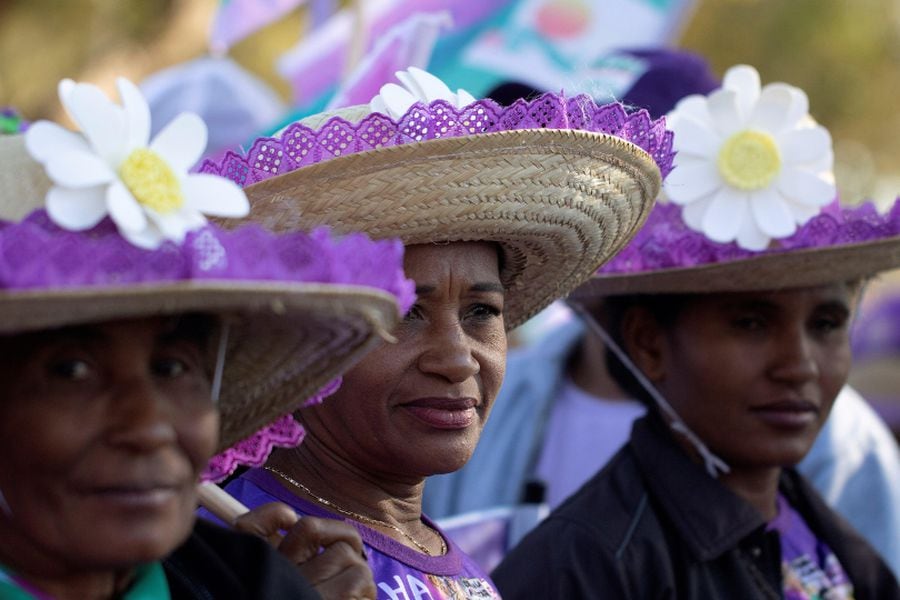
top-left (664, 65), bottom-right (835, 251)
top-left (24, 78), bottom-right (249, 249)
top-left (370, 66), bottom-right (476, 119)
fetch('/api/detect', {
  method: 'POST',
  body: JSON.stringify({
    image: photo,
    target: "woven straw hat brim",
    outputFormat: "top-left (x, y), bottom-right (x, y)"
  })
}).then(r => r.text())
top-left (241, 128), bottom-right (660, 328)
top-left (0, 281), bottom-right (398, 451)
top-left (573, 236), bottom-right (900, 297)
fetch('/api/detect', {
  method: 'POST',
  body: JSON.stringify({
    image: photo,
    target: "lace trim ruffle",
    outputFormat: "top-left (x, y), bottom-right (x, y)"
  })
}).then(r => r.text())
top-left (200, 93), bottom-right (675, 187)
top-left (601, 200), bottom-right (900, 274)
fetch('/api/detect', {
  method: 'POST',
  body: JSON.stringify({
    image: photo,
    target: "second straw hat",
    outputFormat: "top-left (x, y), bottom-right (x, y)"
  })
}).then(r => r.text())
top-left (204, 68), bottom-right (675, 328)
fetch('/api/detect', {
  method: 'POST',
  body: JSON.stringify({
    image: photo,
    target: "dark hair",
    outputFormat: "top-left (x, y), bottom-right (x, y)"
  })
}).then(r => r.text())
top-left (601, 293), bottom-right (690, 407)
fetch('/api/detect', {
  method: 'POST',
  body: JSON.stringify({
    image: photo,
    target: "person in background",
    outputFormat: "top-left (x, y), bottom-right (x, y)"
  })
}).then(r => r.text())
top-left (494, 63), bottom-right (899, 599)
top-left (424, 50), bottom-right (900, 578)
top-left (848, 283), bottom-right (900, 441)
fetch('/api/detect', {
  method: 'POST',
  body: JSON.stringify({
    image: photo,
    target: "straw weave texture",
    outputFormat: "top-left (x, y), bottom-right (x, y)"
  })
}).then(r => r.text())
top-left (244, 129), bottom-right (660, 327)
top-left (576, 237), bottom-right (900, 296)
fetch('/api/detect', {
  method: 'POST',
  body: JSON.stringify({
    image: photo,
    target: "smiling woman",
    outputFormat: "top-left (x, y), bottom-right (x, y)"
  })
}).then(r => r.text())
top-left (203, 68), bottom-right (672, 598)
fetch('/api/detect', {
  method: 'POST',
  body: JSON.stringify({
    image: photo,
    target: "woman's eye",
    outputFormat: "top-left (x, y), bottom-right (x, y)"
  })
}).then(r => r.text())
top-left (153, 358), bottom-right (188, 378)
top-left (468, 303), bottom-right (502, 320)
top-left (49, 359), bottom-right (91, 381)
top-left (403, 304), bottom-right (424, 322)
top-left (733, 316), bottom-right (765, 331)
top-left (811, 317), bottom-right (843, 334)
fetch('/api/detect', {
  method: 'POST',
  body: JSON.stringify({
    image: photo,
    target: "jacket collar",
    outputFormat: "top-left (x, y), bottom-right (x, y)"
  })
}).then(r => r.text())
top-left (630, 415), bottom-right (767, 561)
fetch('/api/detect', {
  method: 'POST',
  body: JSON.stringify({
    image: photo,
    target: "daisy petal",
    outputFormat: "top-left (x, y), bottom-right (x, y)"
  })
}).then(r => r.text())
top-left (722, 65), bottom-right (761, 117)
top-left (785, 198), bottom-right (821, 225)
top-left (671, 116), bottom-right (720, 157)
top-left (145, 208), bottom-right (195, 242)
top-left (748, 84), bottom-right (796, 133)
top-left (664, 157), bottom-right (721, 205)
top-left (150, 112), bottom-right (208, 173)
top-left (369, 95), bottom-right (388, 116)
top-left (780, 84), bottom-right (809, 130)
top-left (750, 188), bottom-right (796, 238)
top-left (669, 94), bottom-right (709, 126)
top-left (722, 65), bottom-right (761, 104)
top-left (736, 215), bottom-right (771, 251)
top-left (378, 83), bottom-right (418, 119)
top-left (681, 194), bottom-right (715, 231)
top-left (456, 88), bottom-right (476, 107)
top-left (46, 186), bottom-right (107, 230)
top-left (707, 89), bottom-right (742, 137)
top-left (57, 79), bottom-right (76, 104)
top-left (106, 181), bottom-right (148, 232)
top-left (406, 67), bottom-right (455, 103)
top-left (45, 150), bottom-right (115, 187)
top-left (779, 126), bottom-right (832, 166)
top-left (25, 121), bottom-right (90, 164)
top-left (183, 174), bottom-right (249, 217)
top-left (702, 187), bottom-right (748, 243)
top-left (121, 224), bottom-right (165, 250)
top-left (777, 168), bottom-right (836, 207)
top-left (117, 77), bottom-right (151, 152)
top-left (63, 82), bottom-right (127, 165)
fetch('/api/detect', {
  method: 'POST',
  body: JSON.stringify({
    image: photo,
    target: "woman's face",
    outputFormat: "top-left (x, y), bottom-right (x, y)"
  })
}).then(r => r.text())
top-left (630, 283), bottom-right (856, 469)
top-left (301, 242), bottom-right (507, 478)
top-left (0, 316), bottom-right (218, 572)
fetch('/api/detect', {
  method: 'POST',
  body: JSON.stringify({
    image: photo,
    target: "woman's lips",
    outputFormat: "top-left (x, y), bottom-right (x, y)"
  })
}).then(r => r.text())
top-left (751, 399), bottom-right (819, 429)
top-left (402, 397), bottom-right (478, 430)
top-left (79, 483), bottom-right (182, 510)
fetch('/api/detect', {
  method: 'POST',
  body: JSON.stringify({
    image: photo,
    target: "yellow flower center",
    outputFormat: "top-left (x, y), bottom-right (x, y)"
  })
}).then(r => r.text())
top-left (119, 148), bottom-right (184, 214)
top-left (716, 130), bottom-right (782, 191)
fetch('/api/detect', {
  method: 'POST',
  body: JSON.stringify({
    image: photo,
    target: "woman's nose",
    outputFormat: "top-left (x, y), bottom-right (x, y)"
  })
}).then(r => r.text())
top-left (769, 327), bottom-right (819, 384)
top-left (106, 378), bottom-right (178, 451)
top-left (417, 322), bottom-right (480, 383)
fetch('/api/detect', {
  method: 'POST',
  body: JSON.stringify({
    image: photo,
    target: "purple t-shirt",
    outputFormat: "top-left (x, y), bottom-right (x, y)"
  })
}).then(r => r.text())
top-left (218, 469), bottom-right (501, 600)
top-left (768, 494), bottom-right (855, 599)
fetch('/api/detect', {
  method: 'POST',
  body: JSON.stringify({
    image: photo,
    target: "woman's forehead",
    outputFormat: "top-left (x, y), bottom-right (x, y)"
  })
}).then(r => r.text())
top-left (404, 242), bottom-right (503, 288)
top-left (0, 314), bottom-right (218, 351)
top-left (691, 283), bottom-right (857, 313)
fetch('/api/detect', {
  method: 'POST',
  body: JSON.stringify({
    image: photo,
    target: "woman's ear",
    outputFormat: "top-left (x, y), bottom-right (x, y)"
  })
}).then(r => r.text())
top-left (620, 306), bottom-right (667, 383)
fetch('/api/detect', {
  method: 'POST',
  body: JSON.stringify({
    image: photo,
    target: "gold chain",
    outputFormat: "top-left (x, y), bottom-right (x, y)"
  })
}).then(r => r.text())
top-left (264, 466), bottom-right (447, 556)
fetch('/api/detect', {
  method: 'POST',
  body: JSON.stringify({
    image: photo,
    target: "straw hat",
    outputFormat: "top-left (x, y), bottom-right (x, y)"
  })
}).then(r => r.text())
top-left (0, 134), bottom-right (404, 451)
top-left (204, 77), bottom-right (674, 328)
top-left (571, 64), bottom-right (900, 299)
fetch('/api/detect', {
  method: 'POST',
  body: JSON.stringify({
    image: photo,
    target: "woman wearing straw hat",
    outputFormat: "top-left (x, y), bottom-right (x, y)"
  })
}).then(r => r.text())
top-left (493, 65), bottom-right (900, 599)
top-left (0, 77), bottom-right (412, 599)
top-left (200, 67), bottom-right (672, 597)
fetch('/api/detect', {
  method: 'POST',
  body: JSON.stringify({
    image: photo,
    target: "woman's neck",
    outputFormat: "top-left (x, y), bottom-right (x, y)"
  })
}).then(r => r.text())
top-left (720, 466), bottom-right (782, 521)
top-left (0, 533), bottom-right (136, 600)
top-left (266, 442), bottom-right (445, 554)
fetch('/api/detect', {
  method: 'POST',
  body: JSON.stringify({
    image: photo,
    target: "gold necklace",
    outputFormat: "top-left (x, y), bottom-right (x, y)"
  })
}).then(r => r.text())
top-left (264, 466), bottom-right (447, 556)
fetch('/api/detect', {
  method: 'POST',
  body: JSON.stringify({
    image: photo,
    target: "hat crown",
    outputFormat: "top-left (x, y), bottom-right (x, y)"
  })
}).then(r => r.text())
top-left (0, 136), bottom-right (51, 222)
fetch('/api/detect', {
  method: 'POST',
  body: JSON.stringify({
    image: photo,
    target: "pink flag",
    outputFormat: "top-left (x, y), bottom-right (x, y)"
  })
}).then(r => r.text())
top-left (209, 0), bottom-right (310, 54)
top-left (276, 0), bottom-right (515, 104)
top-left (326, 11), bottom-right (453, 110)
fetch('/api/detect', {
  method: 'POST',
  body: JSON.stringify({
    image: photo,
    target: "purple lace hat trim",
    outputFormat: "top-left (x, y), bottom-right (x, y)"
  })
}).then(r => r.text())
top-left (199, 93), bottom-right (675, 186)
top-left (600, 200), bottom-right (900, 275)
top-left (202, 377), bottom-right (344, 483)
top-left (0, 210), bottom-right (415, 312)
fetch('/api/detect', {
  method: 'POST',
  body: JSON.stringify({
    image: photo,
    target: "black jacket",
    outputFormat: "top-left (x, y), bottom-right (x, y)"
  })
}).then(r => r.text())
top-left (493, 415), bottom-right (899, 599)
top-left (164, 519), bottom-right (321, 599)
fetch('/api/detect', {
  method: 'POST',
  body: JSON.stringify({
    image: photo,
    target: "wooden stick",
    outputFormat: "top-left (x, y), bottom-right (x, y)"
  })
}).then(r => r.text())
top-left (197, 481), bottom-right (249, 525)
